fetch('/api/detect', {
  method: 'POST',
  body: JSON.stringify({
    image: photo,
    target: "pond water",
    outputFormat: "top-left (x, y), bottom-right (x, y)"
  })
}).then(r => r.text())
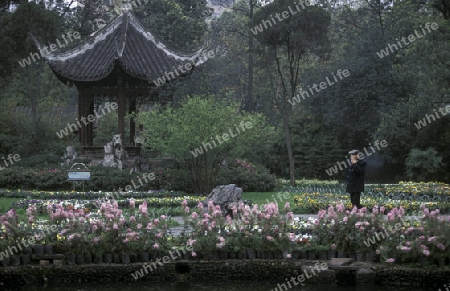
top-left (8, 281), bottom-right (439, 291)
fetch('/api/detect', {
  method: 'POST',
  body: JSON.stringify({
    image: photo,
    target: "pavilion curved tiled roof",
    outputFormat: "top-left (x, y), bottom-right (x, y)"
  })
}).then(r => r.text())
top-left (35, 12), bottom-right (208, 82)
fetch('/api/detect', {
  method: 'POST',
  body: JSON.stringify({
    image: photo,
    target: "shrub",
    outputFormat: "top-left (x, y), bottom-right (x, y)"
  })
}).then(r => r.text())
top-left (216, 159), bottom-right (279, 192)
top-left (405, 148), bottom-right (444, 182)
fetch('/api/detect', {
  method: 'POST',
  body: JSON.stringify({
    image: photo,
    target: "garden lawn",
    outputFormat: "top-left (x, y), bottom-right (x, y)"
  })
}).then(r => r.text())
top-left (242, 192), bottom-right (296, 210)
top-left (0, 197), bottom-right (22, 213)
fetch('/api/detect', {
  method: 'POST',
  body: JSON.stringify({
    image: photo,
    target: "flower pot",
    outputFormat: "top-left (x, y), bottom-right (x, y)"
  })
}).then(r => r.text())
top-left (139, 252), bottom-right (150, 262)
top-left (44, 244), bottom-right (54, 255)
top-left (327, 250), bottom-right (336, 260)
top-left (183, 252), bottom-right (192, 260)
top-left (93, 254), bottom-right (103, 264)
top-left (21, 254), bottom-right (31, 265)
top-left (300, 250), bottom-right (308, 259)
top-left (356, 253), bottom-right (364, 262)
top-left (0, 256), bottom-right (9, 267)
top-left (10, 255), bottom-right (21, 266)
top-left (273, 250), bottom-right (283, 259)
top-left (34, 245), bottom-right (44, 256)
top-left (104, 254), bottom-right (113, 263)
top-left (256, 250), bottom-right (264, 259)
top-left (203, 250), bottom-right (213, 261)
top-left (308, 250), bottom-right (316, 260)
top-left (76, 254), bottom-right (85, 265)
top-left (228, 251), bottom-right (238, 259)
top-left (23, 246), bottom-right (33, 255)
top-left (365, 252), bottom-right (374, 262)
top-left (218, 250), bottom-right (228, 260)
top-left (435, 257), bottom-right (445, 267)
top-left (121, 254), bottom-right (130, 264)
top-left (420, 256), bottom-right (428, 267)
top-left (84, 253), bottom-right (92, 264)
top-left (246, 249), bottom-right (256, 260)
top-left (66, 254), bottom-right (76, 265)
top-left (337, 251), bottom-right (347, 258)
top-left (319, 251), bottom-right (328, 260)
top-left (130, 254), bottom-right (138, 263)
top-left (264, 251), bottom-right (274, 259)
top-left (291, 250), bottom-right (300, 260)
top-left (237, 250), bottom-right (247, 260)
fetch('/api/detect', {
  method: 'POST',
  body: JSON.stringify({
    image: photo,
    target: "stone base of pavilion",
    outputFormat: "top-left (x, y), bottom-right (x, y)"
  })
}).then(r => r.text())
top-left (1, 258), bottom-right (448, 289)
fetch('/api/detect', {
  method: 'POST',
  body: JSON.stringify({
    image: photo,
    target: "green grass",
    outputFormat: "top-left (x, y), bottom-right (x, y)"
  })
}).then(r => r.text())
top-left (0, 197), bottom-right (22, 213)
top-left (241, 192), bottom-right (297, 211)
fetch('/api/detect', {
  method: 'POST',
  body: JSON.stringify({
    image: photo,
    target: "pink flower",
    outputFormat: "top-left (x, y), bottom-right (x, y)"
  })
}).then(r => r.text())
top-left (427, 236), bottom-right (437, 242)
top-left (113, 223), bottom-right (118, 230)
top-left (137, 223), bottom-right (142, 229)
top-left (437, 244), bottom-right (446, 251)
top-left (386, 258), bottom-right (395, 263)
top-left (286, 254), bottom-right (292, 259)
top-left (191, 252), bottom-right (197, 257)
top-left (284, 202), bottom-right (290, 211)
top-left (129, 216), bottom-right (136, 222)
top-left (266, 236), bottom-right (274, 242)
top-left (129, 199), bottom-right (135, 209)
top-left (423, 250), bottom-right (430, 256)
top-left (153, 243), bottom-right (159, 249)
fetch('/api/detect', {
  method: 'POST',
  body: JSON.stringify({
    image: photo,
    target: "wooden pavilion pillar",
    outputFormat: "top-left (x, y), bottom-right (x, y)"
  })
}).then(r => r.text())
top-left (78, 87), bottom-right (94, 147)
top-left (117, 76), bottom-right (126, 142)
top-left (129, 98), bottom-right (136, 144)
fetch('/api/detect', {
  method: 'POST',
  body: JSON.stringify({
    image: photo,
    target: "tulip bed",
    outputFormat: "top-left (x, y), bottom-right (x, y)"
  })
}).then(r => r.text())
top-left (291, 181), bottom-right (450, 214)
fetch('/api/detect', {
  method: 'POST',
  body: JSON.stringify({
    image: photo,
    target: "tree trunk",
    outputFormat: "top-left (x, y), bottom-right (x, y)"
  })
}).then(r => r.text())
top-left (283, 113), bottom-right (295, 186)
top-left (246, 0), bottom-right (255, 112)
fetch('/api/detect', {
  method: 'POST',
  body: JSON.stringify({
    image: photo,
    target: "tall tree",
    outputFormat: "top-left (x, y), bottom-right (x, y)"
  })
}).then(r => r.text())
top-left (252, 0), bottom-right (331, 185)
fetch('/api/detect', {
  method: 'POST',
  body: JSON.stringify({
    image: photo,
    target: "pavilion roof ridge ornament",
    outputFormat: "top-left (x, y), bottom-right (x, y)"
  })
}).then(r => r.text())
top-left (37, 11), bottom-right (214, 82)
top-left (33, 15), bottom-right (125, 62)
top-left (127, 12), bottom-right (206, 62)
top-left (117, 11), bottom-right (130, 58)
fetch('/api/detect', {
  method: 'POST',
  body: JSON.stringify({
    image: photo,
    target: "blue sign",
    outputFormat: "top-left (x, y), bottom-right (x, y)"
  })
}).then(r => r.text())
top-left (68, 171), bottom-right (91, 180)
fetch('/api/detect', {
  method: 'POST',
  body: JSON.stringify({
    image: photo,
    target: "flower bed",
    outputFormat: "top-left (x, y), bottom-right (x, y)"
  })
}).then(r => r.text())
top-left (293, 192), bottom-right (450, 214)
top-left (1, 196), bottom-right (450, 267)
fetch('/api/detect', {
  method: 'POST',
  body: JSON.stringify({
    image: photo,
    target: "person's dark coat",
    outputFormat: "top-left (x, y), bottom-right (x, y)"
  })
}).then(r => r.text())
top-left (346, 159), bottom-right (367, 192)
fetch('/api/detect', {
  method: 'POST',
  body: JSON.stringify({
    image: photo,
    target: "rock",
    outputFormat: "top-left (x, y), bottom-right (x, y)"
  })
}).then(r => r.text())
top-left (205, 184), bottom-right (243, 215)
top-left (328, 258), bottom-right (354, 267)
top-left (102, 134), bottom-right (128, 169)
top-left (61, 146), bottom-right (77, 166)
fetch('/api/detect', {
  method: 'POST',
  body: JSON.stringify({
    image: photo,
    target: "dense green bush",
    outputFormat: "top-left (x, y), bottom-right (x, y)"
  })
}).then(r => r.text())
top-left (0, 166), bottom-right (153, 191)
top-left (217, 159), bottom-right (279, 192)
top-left (405, 148), bottom-right (444, 182)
